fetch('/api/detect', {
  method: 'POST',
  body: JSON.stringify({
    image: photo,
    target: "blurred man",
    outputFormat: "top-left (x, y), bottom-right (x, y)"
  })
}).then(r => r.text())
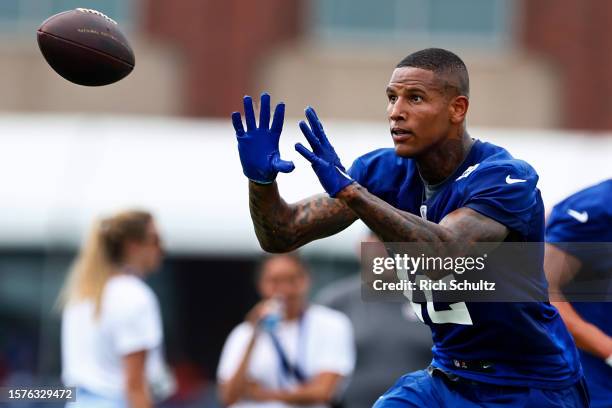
top-left (316, 231), bottom-right (432, 408)
top-left (231, 48), bottom-right (587, 406)
top-left (217, 254), bottom-right (355, 408)
top-left (545, 179), bottom-right (612, 408)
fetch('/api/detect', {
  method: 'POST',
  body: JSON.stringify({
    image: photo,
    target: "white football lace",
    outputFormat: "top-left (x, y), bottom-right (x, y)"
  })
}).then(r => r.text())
top-left (76, 8), bottom-right (118, 25)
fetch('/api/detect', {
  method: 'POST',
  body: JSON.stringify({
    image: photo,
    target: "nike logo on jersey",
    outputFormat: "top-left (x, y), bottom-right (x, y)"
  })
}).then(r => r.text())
top-left (505, 175), bottom-right (527, 184)
top-left (567, 209), bottom-right (588, 223)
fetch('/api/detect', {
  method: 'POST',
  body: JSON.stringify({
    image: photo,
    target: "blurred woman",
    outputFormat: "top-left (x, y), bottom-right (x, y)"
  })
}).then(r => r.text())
top-left (58, 210), bottom-right (174, 408)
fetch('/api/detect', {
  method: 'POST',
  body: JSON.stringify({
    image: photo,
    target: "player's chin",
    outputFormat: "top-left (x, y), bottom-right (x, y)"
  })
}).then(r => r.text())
top-left (393, 141), bottom-right (422, 158)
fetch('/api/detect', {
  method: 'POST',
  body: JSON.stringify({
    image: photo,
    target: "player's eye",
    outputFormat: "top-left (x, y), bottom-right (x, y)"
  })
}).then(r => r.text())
top-left (410, 95), bottom-right (423, 103)
top-left (387, 94), bottom-right (397, 103)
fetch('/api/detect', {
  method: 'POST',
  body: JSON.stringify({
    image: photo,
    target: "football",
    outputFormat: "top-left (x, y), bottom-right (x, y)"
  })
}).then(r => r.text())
top-left (37, 8), bottom-right (135, 86)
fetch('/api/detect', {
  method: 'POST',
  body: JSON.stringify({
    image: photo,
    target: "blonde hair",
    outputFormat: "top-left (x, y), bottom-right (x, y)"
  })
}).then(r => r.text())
top-left (58, 210), bottom-right (153, 317)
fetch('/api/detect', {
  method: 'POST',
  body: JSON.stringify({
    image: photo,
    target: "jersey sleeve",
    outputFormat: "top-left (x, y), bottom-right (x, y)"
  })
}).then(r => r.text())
top-left (347, 155), bottom-right (368, 186)
top-left (311, 311), bottom-right (355, 376)
top-left (546, 205), bottom-right (594, 243)
top-left (461, 161), bottom-right (540, 236)
top-left (216, 324), bottom-right (253, 382)
top-left (107, 280), bottom-right (163, 356)
top-left (545, 189), bottom-right (610, 263)
top-left (546, 201), bottom-right (607, 243)
top-left (348, 148), bottom-right (408, 201)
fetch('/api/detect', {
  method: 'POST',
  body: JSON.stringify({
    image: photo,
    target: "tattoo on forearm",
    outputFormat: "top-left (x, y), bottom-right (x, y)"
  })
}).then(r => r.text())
top-left (338, 184), bottom-right (507, 247)
top-left (249, 182), bottom-right (356, 252)
top-left (339, 184), bottom-right (452, 243)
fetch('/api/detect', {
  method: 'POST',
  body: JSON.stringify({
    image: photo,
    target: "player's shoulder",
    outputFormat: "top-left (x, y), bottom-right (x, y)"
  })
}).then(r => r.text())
top-left (458, 141), bottom-right (539, 187)
top-left (104, 274), bottom-right (157, 307)
top-left (218, 322), bottom-right (255, 360)
top-left (475, 140), bottom-right (538, 179)
top-left (226, 321), bottom-right (254, 343)
top-left (354, 147), bottom-right (397, 161)
top-left (552, 179), bottom-right (612, 213)
top-left (474, 157), bottom-right (538, 183)
top-left (546, 180), bottom-right (612, 244)
top-left (351, 148), bottom-right (401, 171)
top-left (548, 179), bottom-right (612, 228)
top-left (349, 148), bottom-right (412, 190)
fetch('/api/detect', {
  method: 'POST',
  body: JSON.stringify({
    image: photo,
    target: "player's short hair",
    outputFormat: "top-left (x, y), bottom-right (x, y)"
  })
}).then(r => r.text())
top-left (396, 48), bottom-right (469, 97)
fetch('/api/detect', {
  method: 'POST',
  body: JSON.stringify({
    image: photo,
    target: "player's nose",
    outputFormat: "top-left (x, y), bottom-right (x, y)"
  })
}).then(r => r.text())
top-left (388, 98), bottom-right (407, 121)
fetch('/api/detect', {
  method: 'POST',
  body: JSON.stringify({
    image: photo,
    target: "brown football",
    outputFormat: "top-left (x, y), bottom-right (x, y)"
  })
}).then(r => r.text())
top-left (37, 8), bottom-right (135, 86)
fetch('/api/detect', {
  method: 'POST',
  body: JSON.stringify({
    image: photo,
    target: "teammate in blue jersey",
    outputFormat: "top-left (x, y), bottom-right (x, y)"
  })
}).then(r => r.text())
top-left (545, 179), bottom-right (612, 408)
top-left (232, 48), bottom-right (588, 406)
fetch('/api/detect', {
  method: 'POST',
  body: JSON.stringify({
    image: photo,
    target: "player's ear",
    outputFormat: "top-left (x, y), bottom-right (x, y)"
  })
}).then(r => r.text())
top-left (449, 95), bottom-right (469, 124)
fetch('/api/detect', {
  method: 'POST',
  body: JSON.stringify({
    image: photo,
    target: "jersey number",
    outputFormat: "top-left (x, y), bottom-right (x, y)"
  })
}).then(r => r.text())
top-left (400, 272), bottom-right (473, 325)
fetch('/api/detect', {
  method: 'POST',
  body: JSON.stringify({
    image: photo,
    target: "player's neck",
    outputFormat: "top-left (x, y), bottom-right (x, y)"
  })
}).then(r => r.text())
top-left (120, 262), bottom-right (145, 277)
top-left (416, 133), bottom-right (473, 185)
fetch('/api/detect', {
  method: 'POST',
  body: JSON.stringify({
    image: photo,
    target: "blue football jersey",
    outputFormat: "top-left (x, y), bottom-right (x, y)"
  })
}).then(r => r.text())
top-left (348, 139), bottom-right (581, 389)
top-left (546, 179), bottom-right (612, 406)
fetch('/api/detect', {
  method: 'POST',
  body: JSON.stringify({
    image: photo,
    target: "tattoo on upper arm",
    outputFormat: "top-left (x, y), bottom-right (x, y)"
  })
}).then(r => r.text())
top-left (339, 184), bottom-right (508, 246)
top-left (339, 184), bottom-right (447, 243)
top-left (440, 207), bottom-right (509, 243)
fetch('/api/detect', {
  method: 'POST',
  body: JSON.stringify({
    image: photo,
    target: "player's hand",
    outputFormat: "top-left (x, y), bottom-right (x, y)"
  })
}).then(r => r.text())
top-left (295, 107), bottom-right (354, 197)
top-left (232, 93), bottom-right (295, 184)
top-left (244, 381), bottom-right (276, 401)
top-left (244, 299), bottom-right (280, 328)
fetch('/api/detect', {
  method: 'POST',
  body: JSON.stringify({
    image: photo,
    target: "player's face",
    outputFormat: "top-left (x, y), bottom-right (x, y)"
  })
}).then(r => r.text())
top-left (259, 257), bottom-right (309, 312)
top-left (386, 67), bottom-right (454, 157)
top-left (129, 221), bottom-right (164, 274)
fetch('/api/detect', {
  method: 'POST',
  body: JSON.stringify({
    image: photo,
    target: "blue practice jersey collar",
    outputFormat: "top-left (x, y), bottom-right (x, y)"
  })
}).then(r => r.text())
top-left (416, 138), bottom-right (481, 202)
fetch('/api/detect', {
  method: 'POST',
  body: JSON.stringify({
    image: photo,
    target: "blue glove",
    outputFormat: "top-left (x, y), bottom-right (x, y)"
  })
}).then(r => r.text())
top-left (295, 107), bottom-right (354, 197)
top-left (232, 93), bottom-right (295, 184)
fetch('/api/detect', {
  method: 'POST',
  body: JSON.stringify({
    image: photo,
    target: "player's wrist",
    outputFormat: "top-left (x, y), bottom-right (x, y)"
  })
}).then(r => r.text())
top-left (335, 182), bottom-right (359, 200)
top-left (269, 390), bottom-right (288, 402)
top-left (244, 167), bottom-right (276, 185)
top-left (248, 177), bottom-right (275, 186)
